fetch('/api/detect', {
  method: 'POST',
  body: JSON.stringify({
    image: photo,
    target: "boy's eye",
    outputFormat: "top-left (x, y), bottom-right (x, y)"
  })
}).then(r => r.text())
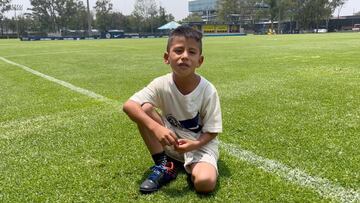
top-left (174, 49), bottom-right (183, 54)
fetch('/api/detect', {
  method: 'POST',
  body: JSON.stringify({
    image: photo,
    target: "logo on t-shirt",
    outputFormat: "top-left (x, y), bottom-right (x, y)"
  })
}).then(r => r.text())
top-left (166, 114), bottom-right (182, 128)
top-left (166, 112), bottom-right (202, 133)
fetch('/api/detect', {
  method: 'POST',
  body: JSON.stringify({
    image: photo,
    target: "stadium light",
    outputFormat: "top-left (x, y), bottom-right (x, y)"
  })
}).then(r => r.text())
top-left (11, 4), bottom-right (23, 39)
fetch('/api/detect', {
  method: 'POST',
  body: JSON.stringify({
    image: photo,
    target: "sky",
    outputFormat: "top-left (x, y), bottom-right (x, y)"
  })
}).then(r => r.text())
top-left (8, 0), bottom-right (360, 20)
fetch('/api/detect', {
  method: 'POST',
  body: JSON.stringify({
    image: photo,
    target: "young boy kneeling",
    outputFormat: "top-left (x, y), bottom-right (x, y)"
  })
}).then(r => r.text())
top-left (123, 26), bottom-right (222, 194)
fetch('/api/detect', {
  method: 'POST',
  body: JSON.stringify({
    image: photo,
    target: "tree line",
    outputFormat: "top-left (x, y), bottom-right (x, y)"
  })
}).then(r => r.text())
top-left (0, 0), bottom-right (174, 36)
top-left (0, 0), bottom-right (357, 36)
top-left (217, 0), bottom-right (348, 32)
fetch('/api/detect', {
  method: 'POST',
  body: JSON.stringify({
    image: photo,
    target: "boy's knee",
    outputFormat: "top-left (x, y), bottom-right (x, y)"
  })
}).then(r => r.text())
top-left (193, 174), bottom-right (217, 193)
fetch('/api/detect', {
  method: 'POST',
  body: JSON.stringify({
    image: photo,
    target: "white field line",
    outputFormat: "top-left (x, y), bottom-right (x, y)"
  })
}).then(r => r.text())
top-left (221, 142), bottom-right (360, 203)
top-left (1, 56), bottom-right (359, 202)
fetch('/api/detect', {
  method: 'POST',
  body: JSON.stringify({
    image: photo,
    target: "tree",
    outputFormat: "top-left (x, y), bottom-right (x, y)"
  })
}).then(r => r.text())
top-left (289, 0), bottom-right (346, 31)
top-left (19, 13), bottom-right (42, 34)
top-left (67, 0), bottom-right (89, 30)
top-left (108, 12), bottom-right (128, 31)
top-left (273, 0), bottom-right (299, 33)
top-left (259, 0), bottom-right (295, 33)
top-left (263, 0), bottom-right (278, 32)
top-left (181, 13), bottom-right (202, 23)
top-left (154, 6), bottom-right (175, 32)
top-left (328, 0), bottom-right (346, 16)
top-left (158, 6), bottom-right (174, 25)
top-left (252, 0), bottom-right (270, 22)
top-left (217, 0), bottom-right (258, 30)
top-left (132, 0), bottom-right (157, 33)
top-left (217, 0), bottom-right (241, 22)
top-left (30, 0), bottom-right (86, 33)
top-left (94, 0), bottom-right (112, 32)
top-left (54, 0), bottom-right (79, 30)
top-left (29, 0), bottom-right (53, 32)
top-left (326, 0), bottom-right (346, 28)
top-left (0, 0), bottom-right (11, 36)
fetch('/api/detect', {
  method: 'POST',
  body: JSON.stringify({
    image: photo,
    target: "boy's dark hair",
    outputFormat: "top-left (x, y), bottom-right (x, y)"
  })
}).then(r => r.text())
top-left (167, 26), bottom-right (203, 54)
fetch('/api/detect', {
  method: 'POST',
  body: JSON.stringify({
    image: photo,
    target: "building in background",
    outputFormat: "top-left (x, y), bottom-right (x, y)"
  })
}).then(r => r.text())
top-left (189, 0), bottom-right (218, 22)
top-left (187, 0), bottom-right (246, 35)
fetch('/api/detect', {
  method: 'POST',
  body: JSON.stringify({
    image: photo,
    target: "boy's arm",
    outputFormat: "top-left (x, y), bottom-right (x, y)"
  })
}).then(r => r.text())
top-left (175, 132), bottom-right (217, 153)
top-left (122, 100), bottom-right (178, 146)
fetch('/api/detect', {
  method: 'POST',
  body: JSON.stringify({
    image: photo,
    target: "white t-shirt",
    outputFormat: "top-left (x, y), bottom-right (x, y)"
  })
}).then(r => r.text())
top-left (130, 73), bottom-right (222, 135)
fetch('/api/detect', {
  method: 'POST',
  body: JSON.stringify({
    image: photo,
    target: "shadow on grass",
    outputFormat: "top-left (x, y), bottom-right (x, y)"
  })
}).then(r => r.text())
top-left (215, 158), bottom-right (232, 193)
top-left (135, 158), bottom-right (231, 198)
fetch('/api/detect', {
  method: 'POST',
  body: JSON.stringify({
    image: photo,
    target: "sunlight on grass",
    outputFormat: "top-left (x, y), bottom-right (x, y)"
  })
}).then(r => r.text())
top-left (1, 33), bottom-right (359, 202)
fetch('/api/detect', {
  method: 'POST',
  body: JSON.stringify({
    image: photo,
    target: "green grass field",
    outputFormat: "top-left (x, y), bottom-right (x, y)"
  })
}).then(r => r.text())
top-left (1, 33), bottom-right (359, 202)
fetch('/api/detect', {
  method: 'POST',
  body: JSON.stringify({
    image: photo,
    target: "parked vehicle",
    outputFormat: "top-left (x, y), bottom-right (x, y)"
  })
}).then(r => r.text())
top-left (352, 24), bottom-right (360, 31)
top-left (313, 28), bottom-right (327, 33)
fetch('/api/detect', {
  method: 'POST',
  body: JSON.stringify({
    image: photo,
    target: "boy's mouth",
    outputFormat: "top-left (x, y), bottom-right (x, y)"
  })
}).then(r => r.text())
top-left (178, 63), bottom-right (189, 68)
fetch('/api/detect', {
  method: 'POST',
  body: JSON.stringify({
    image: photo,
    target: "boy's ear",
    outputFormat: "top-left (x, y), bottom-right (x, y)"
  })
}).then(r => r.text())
top-left (163, 52), bottom-right (170, 64)
top-left (198, 55), bottom-right (204, 67)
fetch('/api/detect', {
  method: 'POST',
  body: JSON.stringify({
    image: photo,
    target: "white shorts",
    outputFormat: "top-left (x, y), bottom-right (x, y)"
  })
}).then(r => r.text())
top-left (162, 118), bottom-right (219, 174)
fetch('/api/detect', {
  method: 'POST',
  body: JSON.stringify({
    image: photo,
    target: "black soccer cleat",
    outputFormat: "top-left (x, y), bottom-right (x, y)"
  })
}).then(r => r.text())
top-left (139, 162), bottom-right (177, 194)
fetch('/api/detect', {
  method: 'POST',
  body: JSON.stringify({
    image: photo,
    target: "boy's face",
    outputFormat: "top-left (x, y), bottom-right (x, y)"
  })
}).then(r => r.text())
top-left (164, 36), bottom-right (204, 78)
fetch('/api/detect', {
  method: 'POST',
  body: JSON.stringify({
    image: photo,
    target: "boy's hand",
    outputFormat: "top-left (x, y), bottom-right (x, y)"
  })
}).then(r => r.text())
top-left (174, 139), bottom-right (200, 153)
top-left (152, 126), bottom-right (178, 147)
top-left (174, 133), bottom-right (217, 153)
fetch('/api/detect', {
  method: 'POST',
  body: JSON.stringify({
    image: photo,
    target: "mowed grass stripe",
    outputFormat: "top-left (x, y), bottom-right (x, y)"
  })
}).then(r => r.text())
top-left (2, 50), bottom-right (89, 58)
top-left (2, 47), bottom-right (143, 58)
top-left (1, 56), bottom-right (358, 202)
top-left (0, 106), bottom-right (107, 139)
top-left (0, 56), bottom-right (116, 106)
top-left (0, 105), bottom-right (141, 202)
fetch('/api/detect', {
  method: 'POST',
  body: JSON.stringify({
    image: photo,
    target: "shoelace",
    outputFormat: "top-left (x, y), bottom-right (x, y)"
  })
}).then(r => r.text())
top-left (148, 165), bottom-right (166, 181)
top-left (164, 163), bottom-right (177, 178)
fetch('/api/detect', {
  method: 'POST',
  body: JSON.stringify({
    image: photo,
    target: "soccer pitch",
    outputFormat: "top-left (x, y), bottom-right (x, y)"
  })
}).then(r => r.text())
top-left (1, 33), bottom-right (359, 202)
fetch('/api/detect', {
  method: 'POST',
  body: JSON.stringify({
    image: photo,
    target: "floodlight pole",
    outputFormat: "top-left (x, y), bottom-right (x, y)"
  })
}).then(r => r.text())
top-left (11, 4), bottom-right (23, 39)
top-left (86, 0), bottom-right (92, 37)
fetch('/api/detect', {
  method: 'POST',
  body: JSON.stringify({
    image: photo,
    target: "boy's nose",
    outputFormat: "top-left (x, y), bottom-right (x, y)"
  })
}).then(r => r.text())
top-left (181, 51), bottom-right (189, 59)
